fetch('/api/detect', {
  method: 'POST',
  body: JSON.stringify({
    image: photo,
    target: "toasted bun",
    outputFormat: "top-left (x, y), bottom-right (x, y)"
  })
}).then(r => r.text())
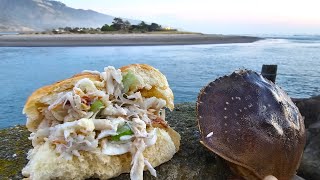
top-left (22, 128), bottom-right (181, 180)
top-left (120, 64), bottom-right (174, 110)
top-left (24, 64), bottom-right (174, 132)
top-left (23, 73), bottom-right (101, 132)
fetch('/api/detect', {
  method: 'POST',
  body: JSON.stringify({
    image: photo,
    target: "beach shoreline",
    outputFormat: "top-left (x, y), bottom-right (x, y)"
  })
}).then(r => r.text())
top-left (0, 34), bottom-right (261, 47)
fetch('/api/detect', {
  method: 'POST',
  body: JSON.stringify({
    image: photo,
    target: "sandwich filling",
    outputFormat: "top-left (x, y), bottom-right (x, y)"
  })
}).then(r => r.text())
top-left (28, 66), bottom-right (169, 180)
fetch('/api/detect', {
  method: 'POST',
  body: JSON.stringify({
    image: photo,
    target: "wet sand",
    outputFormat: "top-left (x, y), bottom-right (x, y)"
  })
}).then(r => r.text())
top-left (0, 34), bottom-right (261, 47)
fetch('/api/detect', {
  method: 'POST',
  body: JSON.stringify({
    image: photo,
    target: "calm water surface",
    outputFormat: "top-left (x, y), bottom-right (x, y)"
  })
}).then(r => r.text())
top-left (0, 37), bottom-right (319, 128)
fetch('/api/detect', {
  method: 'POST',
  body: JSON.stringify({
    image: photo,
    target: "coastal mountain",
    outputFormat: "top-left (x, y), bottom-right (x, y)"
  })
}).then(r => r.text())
top-left (0, 0), bottom-right (140, 32)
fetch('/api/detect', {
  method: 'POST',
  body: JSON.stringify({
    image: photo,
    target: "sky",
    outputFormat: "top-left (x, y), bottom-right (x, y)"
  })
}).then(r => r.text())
top-left (58, 0), bottom-right (320, 34)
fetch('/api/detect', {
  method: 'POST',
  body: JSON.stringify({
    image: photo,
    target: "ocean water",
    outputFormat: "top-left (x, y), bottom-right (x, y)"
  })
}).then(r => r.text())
top-left (0, 36), bottom-right (319, 128)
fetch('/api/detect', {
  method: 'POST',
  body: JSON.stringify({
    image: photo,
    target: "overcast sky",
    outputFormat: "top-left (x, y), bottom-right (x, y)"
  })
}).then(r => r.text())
top-left (58, 0), bottom-right (320, 34)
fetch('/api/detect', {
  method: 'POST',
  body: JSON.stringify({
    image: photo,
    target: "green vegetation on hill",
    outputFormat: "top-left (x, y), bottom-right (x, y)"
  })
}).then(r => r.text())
top-left (51, 17), bottom-right (178, 34)
top-left (102, 18), bottom-right (165, 32)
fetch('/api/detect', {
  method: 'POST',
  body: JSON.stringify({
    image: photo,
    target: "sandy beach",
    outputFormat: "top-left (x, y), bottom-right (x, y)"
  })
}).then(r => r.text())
top-left (0, 34), bottom-right (261, 47)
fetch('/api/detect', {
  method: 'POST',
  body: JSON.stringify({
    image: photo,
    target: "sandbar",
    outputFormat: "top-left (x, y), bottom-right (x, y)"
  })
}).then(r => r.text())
top-left (0, 34), bottom-right (261, 47)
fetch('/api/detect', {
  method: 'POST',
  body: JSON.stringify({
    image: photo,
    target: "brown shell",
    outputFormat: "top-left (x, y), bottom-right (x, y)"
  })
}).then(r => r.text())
top-left (197, 70), bottom-right (306, 180)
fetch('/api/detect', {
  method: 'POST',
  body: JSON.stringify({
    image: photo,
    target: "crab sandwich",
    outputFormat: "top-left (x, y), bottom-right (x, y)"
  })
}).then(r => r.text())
top-left (22, 64), bottom-right (180, 180)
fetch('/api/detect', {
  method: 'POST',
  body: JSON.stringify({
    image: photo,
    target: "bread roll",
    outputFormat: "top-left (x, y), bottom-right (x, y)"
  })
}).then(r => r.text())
top-left (22, 64), bottom-right (180, 180)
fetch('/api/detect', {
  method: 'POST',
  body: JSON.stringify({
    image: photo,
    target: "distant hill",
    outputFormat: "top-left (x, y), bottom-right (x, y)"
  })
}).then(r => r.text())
top-left (0, 0), bottom-right (140, 32)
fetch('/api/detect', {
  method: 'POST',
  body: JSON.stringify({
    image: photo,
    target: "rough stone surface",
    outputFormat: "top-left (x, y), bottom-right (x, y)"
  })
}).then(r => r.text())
top-left (294, 96), bottom-right (320, 180)
top-left (1, 99), bottom-right (319, 180)
top-left (293, 95), bottom-right (320, 128)
top-left (0, 126), bottom-right (31, 180)
top-left (298, 131), bottom-right (320, 180)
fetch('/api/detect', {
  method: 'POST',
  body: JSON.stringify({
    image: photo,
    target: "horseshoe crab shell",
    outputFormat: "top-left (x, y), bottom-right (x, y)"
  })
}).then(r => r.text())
top-left (197, 70), bottom-right (306, 180)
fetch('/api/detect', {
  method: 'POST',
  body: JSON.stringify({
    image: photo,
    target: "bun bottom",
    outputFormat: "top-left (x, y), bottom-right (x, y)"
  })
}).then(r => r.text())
top-left (22, 128), bottom-right (180, 180)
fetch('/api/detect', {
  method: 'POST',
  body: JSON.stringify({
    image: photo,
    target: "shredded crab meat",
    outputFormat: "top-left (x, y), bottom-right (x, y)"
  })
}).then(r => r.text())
top-left (101, 66), bottom-right (122, 96)
top-left (102, 141), bottom-right (132, 155)
top-left (48, 118), bottom-right (98, 160)
top-left (131, 138), bottom-right (146, 180)
top-left (31, 66), bottom-right (169, 180)
top-left (101, 103), bottom-right (128, 116)
top-left (144, 158), bottom-right (157, 177)
top-left (143, 97), bottom-right (166, 111)
top-left (29, 128), bottom-right (50, 147)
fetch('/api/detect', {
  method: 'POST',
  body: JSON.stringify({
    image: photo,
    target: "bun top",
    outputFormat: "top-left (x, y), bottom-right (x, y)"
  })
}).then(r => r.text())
top-left (23, 64), bottom-right (174, 132)
top-left (120, 64), bottom-right (174, 110)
